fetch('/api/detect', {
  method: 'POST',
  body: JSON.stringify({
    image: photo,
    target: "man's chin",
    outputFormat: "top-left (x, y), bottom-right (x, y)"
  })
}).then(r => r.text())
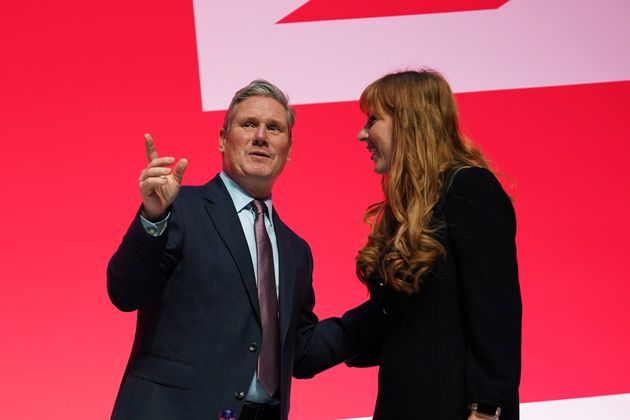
top-left (237, 168), bottom-right (281, 188)
top-left (245, 168), bottom-right (276, 180)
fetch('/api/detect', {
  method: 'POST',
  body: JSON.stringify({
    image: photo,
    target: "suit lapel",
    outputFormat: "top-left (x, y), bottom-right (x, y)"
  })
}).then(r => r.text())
top-left (203, 175), bottom-right (297, 342)
top-left (274, 212), bottom-right (296, 346)
top-left (203, 176), bottom-right (260, 320)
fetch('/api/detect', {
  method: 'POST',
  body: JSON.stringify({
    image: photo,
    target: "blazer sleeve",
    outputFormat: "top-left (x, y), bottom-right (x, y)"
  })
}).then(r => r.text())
top-left (292, 245), bottom-right (385, 378)
top-left (107, 203), bottom-right (183, 312)
top-left (445, 168), bottom-right (522, 410)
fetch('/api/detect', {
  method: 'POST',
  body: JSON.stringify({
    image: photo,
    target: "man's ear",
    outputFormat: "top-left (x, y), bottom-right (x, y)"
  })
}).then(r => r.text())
top-left (219, 128), bottom-right (226, 152)
top-left (286, 143), bottom-right (292, 162)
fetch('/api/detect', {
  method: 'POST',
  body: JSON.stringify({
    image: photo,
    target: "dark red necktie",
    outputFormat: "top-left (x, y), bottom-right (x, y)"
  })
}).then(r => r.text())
top-left (252, 199), bottom-right (279, 396)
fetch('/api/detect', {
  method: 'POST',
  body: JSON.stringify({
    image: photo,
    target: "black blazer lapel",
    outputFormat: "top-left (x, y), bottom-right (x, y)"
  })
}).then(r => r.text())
top-left (203, 175), bottom-right (260, 320)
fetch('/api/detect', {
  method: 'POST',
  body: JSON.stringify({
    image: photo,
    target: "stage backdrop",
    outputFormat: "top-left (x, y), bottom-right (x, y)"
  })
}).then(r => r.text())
top-left (1, 1), bottom-right (629, 419)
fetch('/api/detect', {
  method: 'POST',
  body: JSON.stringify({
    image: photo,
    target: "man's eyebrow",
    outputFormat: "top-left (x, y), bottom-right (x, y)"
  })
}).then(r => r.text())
top-left (234, 114), bottom-right (286, 128)
top-left (235, 114), bottom-right (257, 121)
top-left (265, 118), bottom-right (286, 127)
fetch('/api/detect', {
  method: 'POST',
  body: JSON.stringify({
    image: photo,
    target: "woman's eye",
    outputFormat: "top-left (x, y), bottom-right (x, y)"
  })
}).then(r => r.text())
top-left (366, 116), bottom-right (377, 128)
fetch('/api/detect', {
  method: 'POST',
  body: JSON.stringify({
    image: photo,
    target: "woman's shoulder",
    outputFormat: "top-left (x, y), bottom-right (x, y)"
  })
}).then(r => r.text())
top-left (441, 167), bottom-right (515, 225)
top-left (445, 166), bottom-right (507, 202)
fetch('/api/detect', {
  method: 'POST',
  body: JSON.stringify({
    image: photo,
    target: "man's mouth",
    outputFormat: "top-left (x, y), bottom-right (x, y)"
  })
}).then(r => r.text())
top-left (249, 150), bottom-right (271, 159)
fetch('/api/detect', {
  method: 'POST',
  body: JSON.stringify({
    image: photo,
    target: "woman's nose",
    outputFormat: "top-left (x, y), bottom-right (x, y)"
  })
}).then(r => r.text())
top-left (358, 127), bottom-right (368, 142)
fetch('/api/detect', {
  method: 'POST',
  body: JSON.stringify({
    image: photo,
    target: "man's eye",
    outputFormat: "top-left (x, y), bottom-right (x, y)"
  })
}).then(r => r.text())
top-left (268, 125), bottom-right (280, 132)
top-left (243, 121), bottom-right (255, 128)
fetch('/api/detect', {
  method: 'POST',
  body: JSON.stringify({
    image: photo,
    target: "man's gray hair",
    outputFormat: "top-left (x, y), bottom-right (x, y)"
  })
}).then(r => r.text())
top-left (223, 79), bottom-right (295, 141)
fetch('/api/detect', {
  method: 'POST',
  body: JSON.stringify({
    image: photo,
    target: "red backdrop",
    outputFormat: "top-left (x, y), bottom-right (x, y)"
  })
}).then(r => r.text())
top-left (1, 1), bottom-right (629, 419)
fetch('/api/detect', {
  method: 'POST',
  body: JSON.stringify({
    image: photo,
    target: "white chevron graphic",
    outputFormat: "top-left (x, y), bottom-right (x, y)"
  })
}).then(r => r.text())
top-left (193, 0), bottom-right (630, 110)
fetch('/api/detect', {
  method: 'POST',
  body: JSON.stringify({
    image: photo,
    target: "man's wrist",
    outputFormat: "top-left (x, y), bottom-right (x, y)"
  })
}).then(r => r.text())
top-left (139, 211), bottom-right (170, 237)
top-left (141, 208), bottom-right (167, 222)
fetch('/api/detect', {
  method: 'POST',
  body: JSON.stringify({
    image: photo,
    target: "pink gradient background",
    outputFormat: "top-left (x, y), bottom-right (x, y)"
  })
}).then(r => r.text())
top-left (1, 1), bottom-right (629, 419)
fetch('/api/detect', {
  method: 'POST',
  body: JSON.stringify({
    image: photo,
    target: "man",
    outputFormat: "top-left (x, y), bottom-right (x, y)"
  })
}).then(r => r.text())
top-left (107, 80), bottom-right (377, 420)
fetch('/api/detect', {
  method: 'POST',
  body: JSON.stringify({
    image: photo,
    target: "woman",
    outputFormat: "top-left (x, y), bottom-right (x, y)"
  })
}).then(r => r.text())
top-left (354, 70), bottom-right (522, 420)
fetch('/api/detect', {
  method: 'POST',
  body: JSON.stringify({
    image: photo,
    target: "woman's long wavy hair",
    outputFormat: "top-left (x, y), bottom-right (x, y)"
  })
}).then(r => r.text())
top-left (356, 70), bottom-right (489, 294)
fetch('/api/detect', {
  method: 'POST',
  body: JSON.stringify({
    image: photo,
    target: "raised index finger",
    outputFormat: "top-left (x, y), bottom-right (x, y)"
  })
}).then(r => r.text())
top-left (144, 133), bottom-right (159, 163)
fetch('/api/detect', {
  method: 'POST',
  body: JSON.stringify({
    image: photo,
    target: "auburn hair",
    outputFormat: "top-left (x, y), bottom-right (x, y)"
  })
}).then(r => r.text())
top-left (356, 70), bottom-right (489, 294)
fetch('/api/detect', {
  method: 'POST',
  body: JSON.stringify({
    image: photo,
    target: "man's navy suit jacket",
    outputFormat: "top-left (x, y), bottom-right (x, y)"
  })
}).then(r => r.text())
top-left (107, 175), bottom-right (376, 420)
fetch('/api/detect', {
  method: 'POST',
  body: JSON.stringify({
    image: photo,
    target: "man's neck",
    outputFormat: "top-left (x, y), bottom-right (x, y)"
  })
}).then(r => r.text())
top-left (221, 170), bottom-right (273, 199)
top-left (223, 169), bottom-right (273, 200)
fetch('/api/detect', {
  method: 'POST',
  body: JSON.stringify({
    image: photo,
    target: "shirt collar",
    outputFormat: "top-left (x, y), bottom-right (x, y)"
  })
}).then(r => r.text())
top-left (219, 171), bottom-right (273, 221)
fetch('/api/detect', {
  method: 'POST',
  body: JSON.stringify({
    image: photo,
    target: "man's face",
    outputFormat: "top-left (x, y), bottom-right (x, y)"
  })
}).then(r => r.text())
top-left (220, 96), bottom-right (292, 197)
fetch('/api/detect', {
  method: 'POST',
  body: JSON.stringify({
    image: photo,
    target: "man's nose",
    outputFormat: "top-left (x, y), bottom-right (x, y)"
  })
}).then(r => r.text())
top-left (253, 124), bottom-right (268, 144)
top-left (358, 128), bottom-right (368, 142)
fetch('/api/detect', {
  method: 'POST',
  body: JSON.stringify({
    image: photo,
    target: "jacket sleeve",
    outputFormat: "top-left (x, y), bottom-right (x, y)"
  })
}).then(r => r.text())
top-left (292, 245), bottom-right (386, 378)
top-left (107, 203), bottom-right (183, 312)
top-left (446, 168), bottom-right (522, 411)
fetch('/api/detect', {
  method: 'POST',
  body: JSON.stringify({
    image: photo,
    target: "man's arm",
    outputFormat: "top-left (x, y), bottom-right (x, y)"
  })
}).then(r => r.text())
top-left (107, 211), bottom-right (176, 311)
top-left (106, 134), bottom-right (187, 311)
top-left (291, 247), bottom-right (387, 378)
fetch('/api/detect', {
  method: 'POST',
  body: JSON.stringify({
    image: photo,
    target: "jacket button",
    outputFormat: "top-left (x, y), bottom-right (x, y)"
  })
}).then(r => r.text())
top-left (234, 391), bottom-right (245, 400)
top-left (248, 343), bottom-right (257, 352)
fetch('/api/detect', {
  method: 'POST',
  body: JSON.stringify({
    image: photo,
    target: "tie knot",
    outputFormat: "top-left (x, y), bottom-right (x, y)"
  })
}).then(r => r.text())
top-left (252, 199), bottom-right (267, 216)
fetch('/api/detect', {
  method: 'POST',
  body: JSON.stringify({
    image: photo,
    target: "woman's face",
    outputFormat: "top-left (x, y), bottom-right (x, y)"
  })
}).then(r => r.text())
top-left (358, 110), bottom-right (394, 174)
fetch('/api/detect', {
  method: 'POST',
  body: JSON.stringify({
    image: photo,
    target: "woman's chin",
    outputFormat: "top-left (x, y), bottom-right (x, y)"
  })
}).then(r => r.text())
top-left (372, 160), bottom-right (390, 174)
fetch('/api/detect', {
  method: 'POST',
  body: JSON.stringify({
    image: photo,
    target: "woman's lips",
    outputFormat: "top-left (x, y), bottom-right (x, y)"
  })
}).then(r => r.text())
top-left (367, 145), bottom-right (378, 160)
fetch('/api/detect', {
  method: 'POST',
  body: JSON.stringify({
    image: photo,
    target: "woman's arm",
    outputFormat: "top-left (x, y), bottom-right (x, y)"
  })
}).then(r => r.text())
top-left (446, 167), bottom-right (522, 419)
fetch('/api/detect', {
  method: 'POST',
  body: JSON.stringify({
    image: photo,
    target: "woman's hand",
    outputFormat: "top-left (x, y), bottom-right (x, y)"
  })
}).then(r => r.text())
top-left (468, 411), bottom-right (499, 420)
